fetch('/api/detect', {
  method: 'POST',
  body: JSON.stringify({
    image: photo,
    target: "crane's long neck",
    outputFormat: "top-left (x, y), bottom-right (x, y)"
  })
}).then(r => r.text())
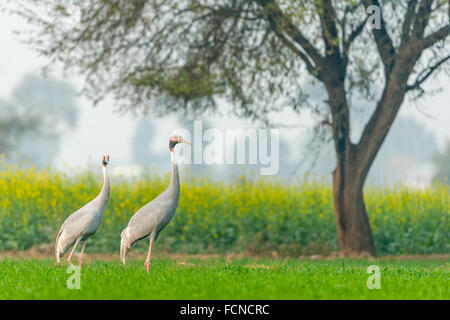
top-left (97, 165), bottom-right (110, 211)
top-left (169, 151), bottom-right (180, 192)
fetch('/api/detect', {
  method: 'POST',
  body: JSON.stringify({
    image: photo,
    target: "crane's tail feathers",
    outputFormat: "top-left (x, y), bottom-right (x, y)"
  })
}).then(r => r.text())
top-left (55, 227), bottom-right (64, 264)
top-left (55, 240), bottom-right (65, 264)
top-left (120, 228), bottom-right (131, 266)
top-left (55, 228), bottom-right (72, 265)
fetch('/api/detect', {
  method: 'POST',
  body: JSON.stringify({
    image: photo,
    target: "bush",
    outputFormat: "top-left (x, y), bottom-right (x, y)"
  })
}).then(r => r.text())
top-left (0, 163), bottom-right (448, 255)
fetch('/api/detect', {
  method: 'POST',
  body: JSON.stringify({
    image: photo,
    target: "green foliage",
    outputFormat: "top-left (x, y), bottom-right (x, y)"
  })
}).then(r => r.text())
top-left (128, 66), bottom-right (225, 102)
top-left (13, 0), bottom-right (449, 120)
top-left (0, 259), bottom-right (448, 299)
top-left (0, 163), bottom-right (448, 255)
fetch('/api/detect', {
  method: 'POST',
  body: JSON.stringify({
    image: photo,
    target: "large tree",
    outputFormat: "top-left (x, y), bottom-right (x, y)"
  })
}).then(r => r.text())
top-left (12, 0), bottom-right (450, 256)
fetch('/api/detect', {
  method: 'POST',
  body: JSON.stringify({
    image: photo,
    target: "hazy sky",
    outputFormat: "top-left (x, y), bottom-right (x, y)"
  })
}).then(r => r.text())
top-left (0, 10), bottom-right (449, 183)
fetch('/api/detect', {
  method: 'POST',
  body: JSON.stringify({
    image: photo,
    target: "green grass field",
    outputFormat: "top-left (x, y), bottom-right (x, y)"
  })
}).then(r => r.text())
top-left (1, 165), bottom-right (448, 300)
top-left (0, 258), bottom-right (448, 299)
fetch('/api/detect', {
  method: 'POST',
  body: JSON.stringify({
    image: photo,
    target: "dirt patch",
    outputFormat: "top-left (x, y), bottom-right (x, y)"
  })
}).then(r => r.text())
top-left (377, 254), bottom-right (450, 261)
top-left (0, 244), bottom-right (251, 262)
top-left (0, 244), bottom-right (448, 262)
top-left (297, 252), bottom-right (450, 261)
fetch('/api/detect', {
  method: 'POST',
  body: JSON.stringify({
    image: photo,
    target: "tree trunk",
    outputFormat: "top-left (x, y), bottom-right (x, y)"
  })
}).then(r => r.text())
top-left (332, 155), bottom-right (375, 257)
top-left (323, 79), bottom-right (376, 257)
top-left (331, 51), bottom-right (419, 257)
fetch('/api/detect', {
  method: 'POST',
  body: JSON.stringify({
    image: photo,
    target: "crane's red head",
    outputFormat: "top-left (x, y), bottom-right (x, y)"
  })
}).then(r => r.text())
top-left (102, 155), bottom-right (110, 167)
top-left (169, 135), bottom-right (191, 152)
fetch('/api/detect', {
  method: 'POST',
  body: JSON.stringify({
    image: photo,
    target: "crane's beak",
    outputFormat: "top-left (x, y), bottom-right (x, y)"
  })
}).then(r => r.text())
top-left (180, 138), bottom-right (191, 145)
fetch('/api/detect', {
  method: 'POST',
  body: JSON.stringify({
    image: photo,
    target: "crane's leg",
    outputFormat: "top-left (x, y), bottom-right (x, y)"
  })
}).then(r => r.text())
top-left (78, 240), bottom-right (87, 270)
top-left (144, 238), bottom-right (154, 273)
top-left (67, 239), bottom-right (80, 267)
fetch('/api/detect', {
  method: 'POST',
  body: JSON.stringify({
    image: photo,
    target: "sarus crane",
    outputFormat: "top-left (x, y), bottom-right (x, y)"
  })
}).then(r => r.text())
top-left (55, 155), bottom-right (111, 269)
top-left (120, 134), bottom-right (190, 272)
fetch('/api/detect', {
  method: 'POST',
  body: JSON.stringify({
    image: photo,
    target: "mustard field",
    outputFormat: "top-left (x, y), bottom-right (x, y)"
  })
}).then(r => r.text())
top-left (0, 163), bottom-right (448, 255)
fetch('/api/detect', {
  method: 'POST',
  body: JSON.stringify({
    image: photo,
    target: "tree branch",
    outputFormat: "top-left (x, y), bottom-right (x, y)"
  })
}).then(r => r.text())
top-left (266, 21), bottom-right (316, 73)
top-left (317, 0), bottom-right (340, 59)
top-left (400, 0), bottom-right (418, 46)
top-left (411, 0), bottom-right (433, 40)
top-left (346, 16), bottom-right (368, 48)
top-left (257, 0), bottom-right (325, 73)
top-left (362, 0), bottom-right (396, 75)
top-left (416, 24), bottom-right (450, 51)
top-left (342, 16), bottom-right (368, 68)
top-left (406, 54), bottom-right (450, 96)
top-left (353, 0), bottom-right (449, 183)
top-left (354, 51), bottom-right (422, 184)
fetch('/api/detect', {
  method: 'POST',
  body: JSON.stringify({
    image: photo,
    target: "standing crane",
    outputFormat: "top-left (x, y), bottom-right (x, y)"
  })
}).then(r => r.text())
top-left (55, 155), bottom-right (111, 269)
top-left (120, 134), bottom-right (190, 272)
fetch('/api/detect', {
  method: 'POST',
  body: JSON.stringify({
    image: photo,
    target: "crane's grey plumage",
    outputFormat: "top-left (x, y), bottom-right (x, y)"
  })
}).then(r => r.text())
top-left (120, 135), bottom-right (190, 271)
top-left (55, 155), bottom-right (110, 268)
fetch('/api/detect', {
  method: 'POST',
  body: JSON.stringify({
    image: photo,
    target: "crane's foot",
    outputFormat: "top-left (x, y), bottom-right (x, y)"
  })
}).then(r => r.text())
top-left (144, 261), bottom-right (150, 273)
top-left (67, 258), bottom-right (73, 267)
top-left (78, 260), bottom-right (83, 271)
